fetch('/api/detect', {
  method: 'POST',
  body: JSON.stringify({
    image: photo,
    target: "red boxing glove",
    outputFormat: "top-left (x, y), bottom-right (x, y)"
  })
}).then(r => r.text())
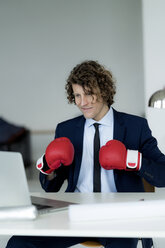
top-left (99, 140), bottom-right (141, 171)
top-left (36, 137), bottom-right (74, 175)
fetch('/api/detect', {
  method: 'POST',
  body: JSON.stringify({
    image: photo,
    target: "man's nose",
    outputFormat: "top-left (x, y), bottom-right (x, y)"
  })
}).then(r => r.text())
top-left (80, 96), bottom-right (88, 106)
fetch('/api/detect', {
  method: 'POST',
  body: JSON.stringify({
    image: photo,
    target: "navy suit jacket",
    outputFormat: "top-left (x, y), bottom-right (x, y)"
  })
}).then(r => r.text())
top-left (40, 108), bottom-right (165, 192)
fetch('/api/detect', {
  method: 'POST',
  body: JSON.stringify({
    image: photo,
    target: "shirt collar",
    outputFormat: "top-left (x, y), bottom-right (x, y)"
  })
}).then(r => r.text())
top-left (86, 107), bottom-right (113, 128)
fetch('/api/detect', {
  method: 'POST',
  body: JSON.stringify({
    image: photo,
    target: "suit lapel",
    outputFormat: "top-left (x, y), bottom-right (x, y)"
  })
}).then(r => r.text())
top-left (112, 108), bottom-right (127, 191)
top-left (72, 116), bottom-right (85, 188)
top-left (113, 108), bottom-right (126, 142)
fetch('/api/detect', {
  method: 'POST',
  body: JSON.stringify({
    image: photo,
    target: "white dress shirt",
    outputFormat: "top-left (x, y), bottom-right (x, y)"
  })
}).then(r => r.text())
top-left (75, 107), bottom-right (117, 192)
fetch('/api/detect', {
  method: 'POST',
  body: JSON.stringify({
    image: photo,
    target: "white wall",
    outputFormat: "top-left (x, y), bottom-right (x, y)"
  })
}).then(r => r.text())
top-left (0, 0), bottom-right (144, 133)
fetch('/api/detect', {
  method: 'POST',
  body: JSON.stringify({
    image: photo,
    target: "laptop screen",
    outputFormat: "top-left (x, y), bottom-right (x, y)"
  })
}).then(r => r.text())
top-left (0, 151), bottom-right (32, 207)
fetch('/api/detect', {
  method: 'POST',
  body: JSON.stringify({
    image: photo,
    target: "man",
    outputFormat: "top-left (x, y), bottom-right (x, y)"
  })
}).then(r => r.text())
top-left (6, 61), bottom-right (165, 248)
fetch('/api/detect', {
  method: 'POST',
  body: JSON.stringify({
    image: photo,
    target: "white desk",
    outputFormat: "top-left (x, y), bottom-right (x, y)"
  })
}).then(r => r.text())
top-left (0, 192), bottom-right (165, 238)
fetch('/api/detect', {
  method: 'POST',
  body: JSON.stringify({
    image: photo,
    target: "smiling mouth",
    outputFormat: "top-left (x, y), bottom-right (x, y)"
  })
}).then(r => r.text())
top-left (81, 107), bottom-right (93, 111)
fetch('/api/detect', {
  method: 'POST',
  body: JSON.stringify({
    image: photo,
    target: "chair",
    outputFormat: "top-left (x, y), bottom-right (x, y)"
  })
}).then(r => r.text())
top-left (0, 117), bottom-right (31, 167)
top-left (81, 241), bottom-right (103, 247)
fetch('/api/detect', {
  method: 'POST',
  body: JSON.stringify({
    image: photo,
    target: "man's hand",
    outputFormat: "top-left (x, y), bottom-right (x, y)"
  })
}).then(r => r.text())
top-left (99, 139), bottom-right (141, 171)
top-left (36, 137), bottom-right (74, 175)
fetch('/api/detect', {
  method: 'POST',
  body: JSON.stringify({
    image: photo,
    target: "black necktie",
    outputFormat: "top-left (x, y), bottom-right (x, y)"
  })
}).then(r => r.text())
top-left (93, 123), bottom-right (101, 192)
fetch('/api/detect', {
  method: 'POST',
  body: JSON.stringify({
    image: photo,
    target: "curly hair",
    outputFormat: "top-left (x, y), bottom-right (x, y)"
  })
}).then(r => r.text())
top-left (65, 60), bottom-right (116, 106)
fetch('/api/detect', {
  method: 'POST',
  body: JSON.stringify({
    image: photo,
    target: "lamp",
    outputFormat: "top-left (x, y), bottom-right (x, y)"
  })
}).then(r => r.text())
top-left (148, 88), bottom-right (165, 109)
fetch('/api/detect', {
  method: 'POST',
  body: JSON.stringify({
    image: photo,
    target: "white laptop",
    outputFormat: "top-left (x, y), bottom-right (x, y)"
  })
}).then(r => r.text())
top-left (0, 151), bottom-right (74, 220)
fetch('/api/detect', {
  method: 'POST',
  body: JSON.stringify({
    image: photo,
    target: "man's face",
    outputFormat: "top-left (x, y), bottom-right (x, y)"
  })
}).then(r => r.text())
top-left (72, 84), bottom-right (109, 121)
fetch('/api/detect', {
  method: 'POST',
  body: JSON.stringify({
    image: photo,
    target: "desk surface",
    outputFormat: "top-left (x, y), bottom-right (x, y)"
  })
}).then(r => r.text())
top-left (1, 192), bottom-right (165, 238)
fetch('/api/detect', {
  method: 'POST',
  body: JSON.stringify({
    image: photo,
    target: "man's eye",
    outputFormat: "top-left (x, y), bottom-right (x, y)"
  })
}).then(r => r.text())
top-left (74, 94), bottom-right (80, 98)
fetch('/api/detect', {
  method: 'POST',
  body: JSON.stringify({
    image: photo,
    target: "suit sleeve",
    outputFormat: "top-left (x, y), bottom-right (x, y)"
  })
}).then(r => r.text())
top-left (138, 119), bottom-right (165, 187)
top-left (39, 124), bottom-right (70, 192)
